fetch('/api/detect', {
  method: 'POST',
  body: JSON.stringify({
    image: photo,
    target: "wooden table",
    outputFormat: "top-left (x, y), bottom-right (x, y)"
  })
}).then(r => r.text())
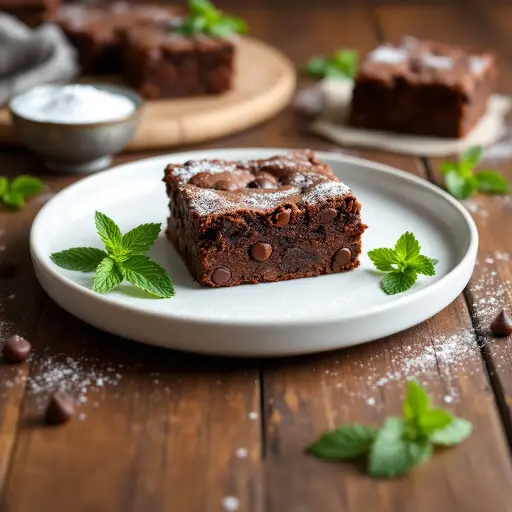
top-left (1, 1), bottom-right (512, 511)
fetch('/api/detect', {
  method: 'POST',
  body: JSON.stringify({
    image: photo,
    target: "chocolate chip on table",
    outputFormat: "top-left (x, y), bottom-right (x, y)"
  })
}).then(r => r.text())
top-left (273, 209), bottom-right (291, 227)
top-left (45, 392), bottom-right (75, 425)
top-left (212, 266), bottom-right (232, 285)
top-left (247, 177), bottom-right (275, 189)
top-left (332, 247), bottom-right (352, 271)
top-left (318, 208), bottom-right (338, 223)
top-left (490, 309), bottom-right (512, 337)
top-left (2, 335), bottom-right (32, 363)
top-left (250, 243), bottom-right (273, 262)
top-left (0, 261), bottom-right (17, 278)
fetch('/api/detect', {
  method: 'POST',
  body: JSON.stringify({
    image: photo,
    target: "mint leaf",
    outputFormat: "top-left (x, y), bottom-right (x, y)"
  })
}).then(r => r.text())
top-left (403, 380), bottom-right (430, 422)
top-left (94, 211), bottom-right (123, 255)
top-left (475, 171), bottom-right (509, 194)
top-left (303, 48), bottom-right (358, 79)
top-left (367, 248), bottom-right (399, 272)
top-left (92, 257), bottom-right (123, 294)
top-left (440, 162), bottom-right (459, 175)
top-left (308, 424), bottom-right (377, 460)
top-left (120, 255), bottom-right (174, 298)
top-left (369, 418), bottom-right (432, 478)
top-left (121, 223), bottom-right (161, 255)
top-left (381, 268), bottom-right (417, 295)
top-left (0, 177), bottom-right (9, 197)
top-left (430, 417), bottom-right (472, 446)
top-left (333, 49), bottom-right (358, 78)
top-left (10, 175), bottom-right (44, 197)
top-left (303, 57), bottom-right (330, 77)
top-left (3, 191), bottom-right (24, 209)
top-left (444, 171), bottom-right (477, 200)
top-left (417, 409), bottom-right (453, 436)
top-left (461, 145), bottom-right (483, 175)
top-left (408, 255), bottom-right (436, 277)
top-left (394, 232), bottom-right (420, 263)
top-left (51, 247), bottom-right (108, 272)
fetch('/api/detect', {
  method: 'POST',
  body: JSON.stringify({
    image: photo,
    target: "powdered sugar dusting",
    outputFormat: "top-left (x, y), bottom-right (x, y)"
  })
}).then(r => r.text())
top-left (171, 161), bottom-right (237, 182)
top-left (301, 181), bottom-right (350, 204)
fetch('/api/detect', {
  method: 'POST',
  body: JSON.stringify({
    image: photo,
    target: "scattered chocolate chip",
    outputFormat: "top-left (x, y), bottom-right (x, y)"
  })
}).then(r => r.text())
top-left (215, 180), bottom-right (239, 191)
top-left (247, 177), bottom-right (275, 189)
top-left (0, 261), bottom-right (17, 278)
top-left (332, 247), bottom-right (352, 271)
top-left (205, 228), bottom-right (222, 242)
top-left (2, 335), bottom-right (32, 363)
top-left (250, 243), bottom-right (273, 262)
top-left (212, 266), bottom-right (231, 285)
top-left (45, 393), bottom-right (75, 425)
top-left (273, 209), bottom-right (291, 227)
top-left (318, 208), bottom-right (338, 223)
top-left (490, 310), bottom-right (512, 337)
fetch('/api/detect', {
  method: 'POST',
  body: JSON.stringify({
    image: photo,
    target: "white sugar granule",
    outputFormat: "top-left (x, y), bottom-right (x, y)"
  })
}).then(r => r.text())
top-left (248, 411), bottom-right (259, 420)
top-left (221, 496), bottom-right (240, 511)
top-left (236, 448), bottom-right (248, 459)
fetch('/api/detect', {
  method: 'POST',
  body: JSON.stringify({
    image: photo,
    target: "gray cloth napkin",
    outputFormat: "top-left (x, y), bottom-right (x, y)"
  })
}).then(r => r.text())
top-left (0, 13), bottom-right (79, 105)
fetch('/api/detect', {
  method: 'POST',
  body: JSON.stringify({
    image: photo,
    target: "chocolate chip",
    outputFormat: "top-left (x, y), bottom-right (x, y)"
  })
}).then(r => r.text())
top-left (318, 208), bottom-right (338, 223)
top-left (212, 266), bottom-right (231, 285)
top-left (273, 209), bottom-right (291, 227)
top-left (0, 261), bottom-right (17, 278)
top-left (215, 180), bottom-right (238, 191)
top-left (247, 177), bottom-right (275, 189)
top-left (490, 310), bottom-right (512, 337)
top-left (45, 393), bottom-right (75, 425)
top-left (332, 247), bottom-right (352, 271)
top-left (2, 335), bottom-right (31, 363)
top-left (250, 243), bottom-right (273, 262)
top-left (205, 228), bottom-right (222, 242)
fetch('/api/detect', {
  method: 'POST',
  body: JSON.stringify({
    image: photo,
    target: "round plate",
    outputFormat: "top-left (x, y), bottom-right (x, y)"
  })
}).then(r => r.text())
top-left (30, 149), bottom-right (478, 357)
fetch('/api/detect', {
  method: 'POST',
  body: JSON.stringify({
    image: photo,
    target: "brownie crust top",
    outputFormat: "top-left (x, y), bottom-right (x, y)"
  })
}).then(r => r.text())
top-left (163, 150), bottom-right (352, 216)
top-left (359, 36), bottom-right (496, 95)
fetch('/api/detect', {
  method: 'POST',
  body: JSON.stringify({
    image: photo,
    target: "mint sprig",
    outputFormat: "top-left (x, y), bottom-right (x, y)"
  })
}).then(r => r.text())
top-left (440, 145), bottom-right (509, 199)
top-left (0, 175), bottom-right (43, 210)
top-left (303, 49), bottom-right (358, 80)
top-left (368, 232), bottom-right (437, 295)
top-left (308, 380), bottom-right (472, 478)
top-left (176, 0), bottom-right (248, 38)
top-left (50, 212), bottom-right (174, 299)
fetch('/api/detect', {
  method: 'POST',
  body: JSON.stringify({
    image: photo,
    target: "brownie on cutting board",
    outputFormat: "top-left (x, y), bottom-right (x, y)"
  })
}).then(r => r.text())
top-left (349, 36), bottom-right (497, 138)
top-left (163, 150), bottom-right (367, 288)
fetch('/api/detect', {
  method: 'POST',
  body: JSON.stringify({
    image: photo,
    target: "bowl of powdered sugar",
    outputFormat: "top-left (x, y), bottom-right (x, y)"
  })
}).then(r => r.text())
top-left (9, 83), bottom-right (143, 173)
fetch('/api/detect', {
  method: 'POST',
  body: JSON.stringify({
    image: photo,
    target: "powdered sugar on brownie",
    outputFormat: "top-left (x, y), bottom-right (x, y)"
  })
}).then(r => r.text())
top-left (171, 160), bottom-right (238, 182)
top-left (301, 181), bottom-right (351, 204)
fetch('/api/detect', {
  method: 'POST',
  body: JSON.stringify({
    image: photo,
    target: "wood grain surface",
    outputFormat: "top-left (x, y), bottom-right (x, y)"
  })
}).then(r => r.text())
top-left (1, 2), bottom-right (512, 511)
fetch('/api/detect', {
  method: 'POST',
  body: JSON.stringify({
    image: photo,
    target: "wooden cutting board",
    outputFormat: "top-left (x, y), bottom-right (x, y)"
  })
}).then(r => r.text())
top-left (0, 37), bottom-right (296, 151)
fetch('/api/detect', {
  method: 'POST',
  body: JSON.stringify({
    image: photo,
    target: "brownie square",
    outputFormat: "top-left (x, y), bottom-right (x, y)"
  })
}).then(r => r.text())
top-left (50, 2), bottom-right (184, 74)
top-left (121, 26), bottom-right (235, 99)
top-left (163, 150), bottom-right (367, 288)
top-left (1, 0), bottom-right (60, 26)
top-left (349, 36), bottom-right (497, 138)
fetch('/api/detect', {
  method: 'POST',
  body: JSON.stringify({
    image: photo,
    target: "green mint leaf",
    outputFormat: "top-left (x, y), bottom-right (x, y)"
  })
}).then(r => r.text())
top-left (10, 175), bottom-right (43, 198)
top-left (439, 161), bottom-right (459, 175)
top-left (475, 170), bottom-right (510, 194)
top-left (303, 57), bottom-right (330, 77)
top-left (417, 409), bottom-right (453, 436)
top-left (50, 247), bottom-right (108, 272)
top-left (3, 191), bottom-right (24, 209)
top-left (394, 232), bottom-right (420, 263)
top-left (95, 211), bottom-right (123, 255)
top-left (460, 145), bottom-right (483, 175)
top-left (333, 49), bottom-right (358, 78)
top-left (121, 223), bottom-right (161, 255)
top-left (408, 255), bottom-right (436, 277)
top-left (307, 424), bottom-right (377, 460)
top-left (369, 418), bottom-right (432, 478)
top-left (190, 0), bottom-right (212, 14)
top-left (444, 171), bottom-right (477, 199)
top-left (430, 417), bottom-right (472, 446)
top-left (303, 49), bottom-right (358, 79)
top-left (403, 380), bottom-right (430, 422)
top-left (120, 255), bottom-right (175, 298)
top-left (381, 268), bottom-right (417, 295)
top-left (430, 258), bottom-right (439, 266)
top-left (0, 177), bottom-right (9, 197)
top-left (92, 257), bottom-right (123, 294)
top-left (367, 248), bottom-right (399, 272)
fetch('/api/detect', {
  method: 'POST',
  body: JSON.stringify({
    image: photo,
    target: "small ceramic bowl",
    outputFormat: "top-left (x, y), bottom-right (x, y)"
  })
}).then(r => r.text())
top-left (9, 83), bottom-right (144, 173)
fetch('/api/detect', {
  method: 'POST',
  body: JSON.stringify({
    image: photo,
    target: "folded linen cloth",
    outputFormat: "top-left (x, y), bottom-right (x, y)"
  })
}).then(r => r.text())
top-left (0, 13), bottom-right (79, 105)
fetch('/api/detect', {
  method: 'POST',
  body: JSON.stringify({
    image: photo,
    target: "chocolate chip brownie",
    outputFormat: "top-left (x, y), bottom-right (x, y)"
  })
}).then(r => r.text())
top-left (163, 150), bottom-right (367, 287)
top-left (349, 36), bottom-right (497, 138)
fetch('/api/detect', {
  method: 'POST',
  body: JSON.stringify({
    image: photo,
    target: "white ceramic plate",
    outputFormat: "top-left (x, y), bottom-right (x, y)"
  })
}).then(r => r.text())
top-left (31, 149), bottom-right (478, 357)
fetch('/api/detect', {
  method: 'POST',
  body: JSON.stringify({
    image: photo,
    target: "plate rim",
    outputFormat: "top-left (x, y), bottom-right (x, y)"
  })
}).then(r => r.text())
top-left (30, 148), bottom-right (478, 328)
